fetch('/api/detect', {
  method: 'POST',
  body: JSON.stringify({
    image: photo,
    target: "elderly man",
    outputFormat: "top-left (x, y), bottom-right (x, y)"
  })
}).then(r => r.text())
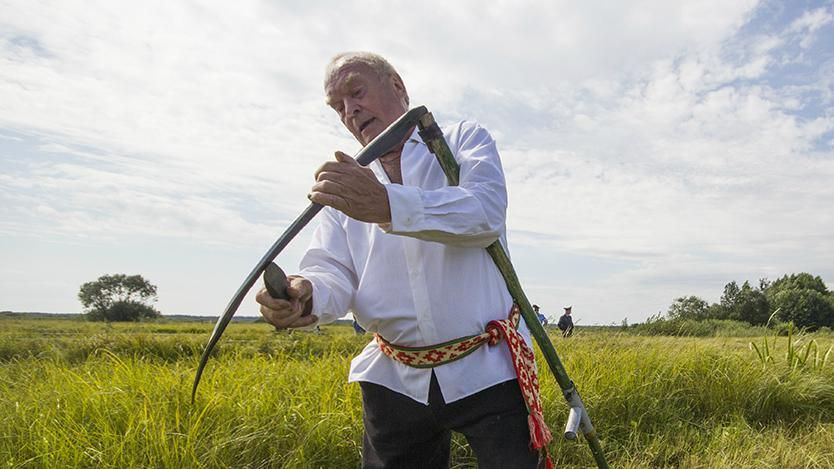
top-left (257, 52), bottom-right (542, 468)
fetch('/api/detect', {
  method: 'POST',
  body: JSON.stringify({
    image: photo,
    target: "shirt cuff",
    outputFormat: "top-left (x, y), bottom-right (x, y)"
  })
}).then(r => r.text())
top-left (305, 277), bottom-right (326, 324)
top-left (383, 184), bottom-right (424, 233)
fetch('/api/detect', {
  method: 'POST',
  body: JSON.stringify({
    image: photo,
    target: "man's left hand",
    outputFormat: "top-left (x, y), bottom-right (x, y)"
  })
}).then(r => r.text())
top-left (310, 151), bottom-right (391, 223)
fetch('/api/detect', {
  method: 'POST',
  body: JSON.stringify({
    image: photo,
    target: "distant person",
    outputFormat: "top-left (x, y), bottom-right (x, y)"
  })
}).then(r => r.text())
top-left (557, 305), bottom-right (574, 337)
top-left (533, 304), bottom-right (548, 326)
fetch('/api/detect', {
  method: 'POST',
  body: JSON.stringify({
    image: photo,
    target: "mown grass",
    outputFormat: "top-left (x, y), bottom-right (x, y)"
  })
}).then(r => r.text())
top-left (1, 318), bottom-right (833, 468)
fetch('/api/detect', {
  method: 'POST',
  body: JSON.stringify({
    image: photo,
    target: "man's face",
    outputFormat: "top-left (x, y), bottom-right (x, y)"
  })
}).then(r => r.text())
top-left (325, 63), bottom-right (408, 145)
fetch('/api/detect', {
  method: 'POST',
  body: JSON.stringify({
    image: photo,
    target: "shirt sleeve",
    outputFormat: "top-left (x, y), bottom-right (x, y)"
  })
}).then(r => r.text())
top-left (297, 207), bottom-right (358, 324)
top-left (383, 122), bottom-right (507, 248)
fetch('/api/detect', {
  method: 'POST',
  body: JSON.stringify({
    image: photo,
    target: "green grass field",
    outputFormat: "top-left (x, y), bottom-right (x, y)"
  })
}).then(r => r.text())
top-left (1, 317), bottom-right (833, 468)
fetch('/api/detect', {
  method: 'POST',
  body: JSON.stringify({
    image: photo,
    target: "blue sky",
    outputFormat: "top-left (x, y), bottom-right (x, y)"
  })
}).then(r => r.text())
top-left (1, 0), bottom-right (832, 324)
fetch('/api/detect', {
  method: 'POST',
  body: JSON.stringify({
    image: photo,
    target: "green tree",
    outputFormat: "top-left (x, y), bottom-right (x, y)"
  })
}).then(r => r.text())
top-left (770, 289), bottom-right (834, 330)
top-left (667, 296), bottom-right (710, 320)
top-left (718, 280), bottom-right (771, 325)
top-left (763, 273), bottom-right (833, 330)
top-left (717, 281), bottom-right (741, 320)
top-left (766, 273), bottom-right (829, 298)
top-left (78, 274), bottom-right (160, 321)
top-left (735, 281), bottom-right (770, 325)
top-left (705, 303), bottom-right (725, 320)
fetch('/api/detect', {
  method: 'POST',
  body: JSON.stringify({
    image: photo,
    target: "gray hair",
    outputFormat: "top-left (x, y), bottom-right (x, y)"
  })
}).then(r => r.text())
top-left (324, 52), bottom-right (409, 104)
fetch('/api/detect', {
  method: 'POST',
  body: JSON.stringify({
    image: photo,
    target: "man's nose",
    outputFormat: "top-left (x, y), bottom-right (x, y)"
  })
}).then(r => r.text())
top-left (345, 98), bottom-right (361, 116)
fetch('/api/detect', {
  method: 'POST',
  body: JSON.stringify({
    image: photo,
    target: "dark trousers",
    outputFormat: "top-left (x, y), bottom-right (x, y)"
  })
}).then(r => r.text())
top-left (360, 373), bottom-right (540, 469)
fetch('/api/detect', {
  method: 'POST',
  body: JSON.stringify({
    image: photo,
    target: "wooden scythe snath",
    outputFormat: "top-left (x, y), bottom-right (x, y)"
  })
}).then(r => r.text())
top-left (416, 112), bottom-right (609, 469)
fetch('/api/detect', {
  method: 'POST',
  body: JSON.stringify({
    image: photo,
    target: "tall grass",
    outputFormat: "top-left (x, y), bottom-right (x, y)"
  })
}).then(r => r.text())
top-left (2, 318), bottom-right (833, 467)
top-left (750, 322), bottom-right (833, 371)
top-left (1, 322), bottom-right (366, 468)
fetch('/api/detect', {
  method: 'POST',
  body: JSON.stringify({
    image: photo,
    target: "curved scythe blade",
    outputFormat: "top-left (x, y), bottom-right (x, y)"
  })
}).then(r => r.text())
top-left (191, 106), bottom-right (428, 402)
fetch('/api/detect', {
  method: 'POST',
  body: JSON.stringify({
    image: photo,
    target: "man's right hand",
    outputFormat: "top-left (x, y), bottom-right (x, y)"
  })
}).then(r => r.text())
top-left (309, 151), bottom-right (392, 223)
top-left (256, 275), bottom-right (317, 329)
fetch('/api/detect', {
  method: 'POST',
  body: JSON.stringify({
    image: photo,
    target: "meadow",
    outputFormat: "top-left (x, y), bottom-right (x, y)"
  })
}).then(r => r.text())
top-left (1, 316), bottom-right (833, 468)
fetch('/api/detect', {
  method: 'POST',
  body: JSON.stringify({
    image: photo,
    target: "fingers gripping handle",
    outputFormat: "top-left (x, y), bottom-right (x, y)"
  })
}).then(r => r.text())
top-left (263, 262), bottom-right (290, 300)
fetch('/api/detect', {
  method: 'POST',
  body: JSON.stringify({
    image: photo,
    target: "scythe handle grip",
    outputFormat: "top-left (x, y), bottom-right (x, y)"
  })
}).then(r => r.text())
top-left (263, 263), bottom-right (290, 300)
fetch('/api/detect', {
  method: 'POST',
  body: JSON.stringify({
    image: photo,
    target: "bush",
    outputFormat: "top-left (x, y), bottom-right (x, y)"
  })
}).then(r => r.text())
top-left (629, 317), bottom-right (768, 337)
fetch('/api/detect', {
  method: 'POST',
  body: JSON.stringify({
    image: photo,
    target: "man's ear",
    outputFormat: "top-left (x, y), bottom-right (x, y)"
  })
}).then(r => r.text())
top-left (391, 73), bottom-right (409, 106)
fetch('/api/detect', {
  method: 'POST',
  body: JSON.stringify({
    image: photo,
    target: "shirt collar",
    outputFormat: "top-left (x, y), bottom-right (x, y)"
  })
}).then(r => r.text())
top-left (369, 124), bottom-right (426, 184)
top-left (407, 125), bottom-right (426, 146)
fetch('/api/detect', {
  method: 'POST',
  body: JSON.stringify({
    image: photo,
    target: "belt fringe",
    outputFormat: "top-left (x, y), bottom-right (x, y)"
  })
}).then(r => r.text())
top-left (375, 304), bottom-right (553, 467)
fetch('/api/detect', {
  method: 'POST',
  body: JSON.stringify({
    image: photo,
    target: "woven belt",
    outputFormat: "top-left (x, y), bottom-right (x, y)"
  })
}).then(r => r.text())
top-left (374, 304), bottom-right (554, 467)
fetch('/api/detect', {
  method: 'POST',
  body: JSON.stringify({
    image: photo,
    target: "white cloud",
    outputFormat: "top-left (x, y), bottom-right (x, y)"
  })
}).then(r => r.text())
top-left (1, 0), bottom-right (832, 321)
